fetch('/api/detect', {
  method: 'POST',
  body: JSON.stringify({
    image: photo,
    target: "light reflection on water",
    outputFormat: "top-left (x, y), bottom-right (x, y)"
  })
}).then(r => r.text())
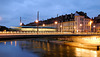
top-left (0, 39), bottom-right (100, 57)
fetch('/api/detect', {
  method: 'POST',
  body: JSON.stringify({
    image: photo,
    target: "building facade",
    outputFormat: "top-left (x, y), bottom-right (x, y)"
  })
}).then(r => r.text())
top-left (25, 11), bottom-right (93, 33)
top-left (74, 14), bottom-right (93, 32)
top-left (92, 15), bottom-right (100, 32)
top-left (94, 23), bottom-right (100, 32)
top-left (45, 11), bottom-right (92, 32)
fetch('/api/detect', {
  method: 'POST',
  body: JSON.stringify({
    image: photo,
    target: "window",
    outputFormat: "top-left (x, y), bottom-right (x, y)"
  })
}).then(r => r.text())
top-left (76, 22), bottom-right (77, 25)
top-left (80, 18), bottom-right (84, 21)
top-left (80, 22), bottom-right (83, 24)
top-left (85, 22), bottom-right (87, 24)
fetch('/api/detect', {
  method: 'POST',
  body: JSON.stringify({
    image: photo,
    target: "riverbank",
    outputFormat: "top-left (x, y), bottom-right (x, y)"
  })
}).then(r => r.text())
top-left (48, 40), bottom-right (100, 50)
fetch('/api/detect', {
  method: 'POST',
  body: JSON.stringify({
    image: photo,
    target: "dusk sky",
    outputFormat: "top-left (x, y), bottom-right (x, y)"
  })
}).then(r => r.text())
top-left (0, 0), bottom-right (100, 27)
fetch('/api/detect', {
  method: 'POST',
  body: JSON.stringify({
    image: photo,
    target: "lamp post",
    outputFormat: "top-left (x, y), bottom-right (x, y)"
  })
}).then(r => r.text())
top-left (20, 17), bottom-right (22, 26)
top-left (35, 11), bottom-right (39, 34)
top-left (93, 25), bottom-right (96, 32)
top-left (35, 20), bottom-right (39, 34)
top-left (74, 26), bottom-right (76, 33)
top-left (80, 24), bottom-right (82, 32)
top-left (73, 22), bottom-right (75, 33)
top-left (54, 21), bottom-right (58, 32)
top-left (89, 21), bottom-right (93, 32)
top-left (60, 25), bottom-right (62, 32)
top-left (42, 24), bottom-right (45, 27)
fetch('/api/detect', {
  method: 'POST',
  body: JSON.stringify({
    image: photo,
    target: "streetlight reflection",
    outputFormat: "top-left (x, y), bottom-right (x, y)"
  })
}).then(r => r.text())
top-left (15, 41), bottom-right (17, 46)
top-left (11, 41), bottom-right (12, 45)
top-left (75, 48), bottom-right (97, 57)
top-left (4, 42), bottom-right (6, 45)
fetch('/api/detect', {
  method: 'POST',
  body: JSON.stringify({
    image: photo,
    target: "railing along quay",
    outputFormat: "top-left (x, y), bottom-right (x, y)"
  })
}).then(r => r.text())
top-left (0, 31), bottom-right (99, 35)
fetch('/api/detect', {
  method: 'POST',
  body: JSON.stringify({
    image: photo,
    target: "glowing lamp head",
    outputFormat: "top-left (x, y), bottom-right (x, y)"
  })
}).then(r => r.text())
top-left (55, 21), bottom-right (58, 24)
top-left (90, 21), bottom-right (93, 25)
top-left (93, 25), bottom-right (95, 28)
top-left (20, 23), bottom-right (22, 26)
top-left (35, 20), bottom-right (39, 23)
top-left (43, 24), bottom-right (45, 27)
top-left (80, 24), bottom-right (82, 26)
top-left (74, 26), bottom-right (76, 28)
top-left (77, 30), bottom-right (78, 32)
top-left (60, 25), bottom-right (62, 28)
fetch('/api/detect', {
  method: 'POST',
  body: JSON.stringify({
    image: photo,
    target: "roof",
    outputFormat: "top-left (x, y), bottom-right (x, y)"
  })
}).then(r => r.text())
top-left (25, 11), bottom-right (90, 26)
top-left (76, 11), bottom-right (90, 19)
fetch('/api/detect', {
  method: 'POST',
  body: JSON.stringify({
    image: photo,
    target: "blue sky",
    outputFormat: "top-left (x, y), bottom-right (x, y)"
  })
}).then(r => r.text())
top-left (0, 0), bottom-right (100, 27)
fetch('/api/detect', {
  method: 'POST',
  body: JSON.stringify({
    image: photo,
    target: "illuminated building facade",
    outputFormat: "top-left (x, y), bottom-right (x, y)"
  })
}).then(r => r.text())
top-left (25, 11), bottom-right (93, 32)
top-left (45, 11), bottom-right (93, 32)
top-left (74, 13), bottom-right (93, 32)
top-left (94, 23), bottom-right (100, 32)
top-left (93, 15), bottom-right (100, 32)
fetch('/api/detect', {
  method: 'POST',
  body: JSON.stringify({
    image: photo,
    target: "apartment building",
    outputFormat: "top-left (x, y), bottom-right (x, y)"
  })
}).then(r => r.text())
top-left (46, 11), bottom-right (92, 32)
top-left (93, 15), bottom-right (100, 32)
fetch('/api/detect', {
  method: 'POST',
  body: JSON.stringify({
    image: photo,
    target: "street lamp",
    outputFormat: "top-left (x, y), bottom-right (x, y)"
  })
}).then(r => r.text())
top-left (35, 20), bottom-right (39, 23)
top-left (93, 25), bottom-right (95, 28)
top-left (74, 26), bottom-right (76, 33)
top-left (54, 21), bottom-right (58, 32)
top-left (74, 26), bottom-right (76, 29)
top-left (93, 25), bottom-right (96, 32)
top-left (42, 24), bottom-right (45, 27)
top-left (35, 20), bottom-right (39, 34)
top-left (55, 21), bottom-right (58, 24)
top-left (80, 24), bottom-right (82, 26)
top-left (89, 21), bottom-right (93, 32)
top-left (20, 23), bottom-right (22, 26)
top-left (60, 25), bottom-right (62, 28)
top-left (73, 22), bottom-right (75, 33)
top-left (60, 25), bottom-right (62, 32)
top-left (80, 24), bottom-right (83, 32)
top-left (90, 21), bottom-right (93, 25)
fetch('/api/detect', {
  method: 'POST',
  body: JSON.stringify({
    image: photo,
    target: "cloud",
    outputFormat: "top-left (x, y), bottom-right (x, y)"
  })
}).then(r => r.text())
top-left (0, 0), bottom-right (100, 27)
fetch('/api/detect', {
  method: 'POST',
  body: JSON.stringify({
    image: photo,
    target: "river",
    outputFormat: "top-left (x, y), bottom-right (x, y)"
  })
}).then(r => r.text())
top-left (0, 38), bottom-right (100, 57)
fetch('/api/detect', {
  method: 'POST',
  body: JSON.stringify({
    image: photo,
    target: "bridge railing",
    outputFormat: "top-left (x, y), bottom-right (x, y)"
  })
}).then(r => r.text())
top-left (0, 31), bottom-right (100, 35)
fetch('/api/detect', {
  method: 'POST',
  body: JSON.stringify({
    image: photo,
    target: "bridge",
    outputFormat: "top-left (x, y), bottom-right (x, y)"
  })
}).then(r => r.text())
top-left (0, 31), bottom-right (100, 50)
top-left (0, 31), bottom-right (100, 38)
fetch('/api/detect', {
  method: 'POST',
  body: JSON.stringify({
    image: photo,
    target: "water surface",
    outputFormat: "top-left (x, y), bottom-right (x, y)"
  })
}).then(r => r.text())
top-left (0, 39), bottom-right (99, 57)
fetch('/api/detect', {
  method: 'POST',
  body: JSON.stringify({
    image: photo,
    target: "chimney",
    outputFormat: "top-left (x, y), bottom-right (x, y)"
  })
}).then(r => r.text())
top-left (76, 11), bottom-right (78, 13)
top-left (71, 13), bottom-right (73, 18)
top-left (85, 13), bottom-right (87, 16)
top-left (92, 17), bottom-right (94, 19)
top-left (65, 14), bottom-right (67, 19)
